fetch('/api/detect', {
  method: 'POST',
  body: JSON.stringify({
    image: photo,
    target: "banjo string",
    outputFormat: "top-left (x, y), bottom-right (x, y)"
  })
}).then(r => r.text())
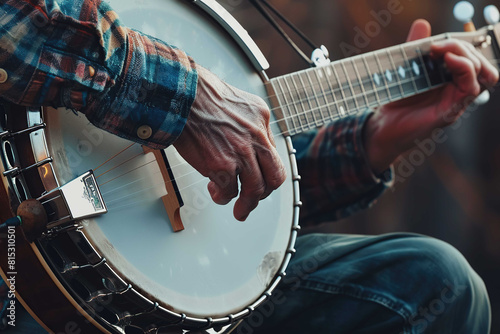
top-left (266, 56), bottom-right (499, 128)
top-left (93, 143), bottom-right (136, 172)
top-left (91, 57), bottom-right (500, 197)
top-left (104, 173), bottom-right (207, 209)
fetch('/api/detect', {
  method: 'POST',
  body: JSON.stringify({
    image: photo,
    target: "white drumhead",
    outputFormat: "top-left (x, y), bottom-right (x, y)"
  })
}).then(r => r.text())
top-left (44, 0), bottom-right (294, 317)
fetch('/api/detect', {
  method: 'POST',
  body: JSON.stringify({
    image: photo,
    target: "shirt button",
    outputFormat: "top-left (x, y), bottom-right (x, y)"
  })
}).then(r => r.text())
top-left (0, 69), bottom-right (8, 84)
top-left (88, 66), bottom-right (96, 77)
top-left (137, 125), bottom-right (153, 140)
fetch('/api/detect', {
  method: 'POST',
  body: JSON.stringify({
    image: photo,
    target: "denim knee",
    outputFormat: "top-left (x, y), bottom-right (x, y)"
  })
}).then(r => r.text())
top-left (398, 236), bottom-right (490, 334)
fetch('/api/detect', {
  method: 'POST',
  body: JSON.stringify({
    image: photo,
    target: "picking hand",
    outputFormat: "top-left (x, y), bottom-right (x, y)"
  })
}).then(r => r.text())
top-left (365, 19), bottom-right (499, 174)
top-left (173, 65), bottom-right (286, 221)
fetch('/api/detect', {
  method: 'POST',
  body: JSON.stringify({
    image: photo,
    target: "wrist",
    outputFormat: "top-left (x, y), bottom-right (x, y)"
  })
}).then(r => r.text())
top-left (363, 111), bottom-right (399, 174)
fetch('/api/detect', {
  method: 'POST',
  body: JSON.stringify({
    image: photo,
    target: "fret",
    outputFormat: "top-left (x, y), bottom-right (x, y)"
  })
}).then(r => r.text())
top-left (304, 70), bottom-right (324, 127)
top-left (276, 77), bottom-right (298, 131)
top-left (295, 72), bottom-right (318, 128)
top-left (361, 55), bottom-right (382, 106)
top-left (352, 58), bottom-right (376, 108)
top-left (404, 46), bottom-right (428, 92)
top-left (386, 49), bottom-right (405, 98)
top-left (391, 46), bottom-right (415, 97)
top-left (416, 48), bottom-right (432, 88)
top-left (340, 60), bottom-right (360, 113)
top-left (283, 75), bottom-right (306, 133)
top-left (323, 65), bottom-right (347, 119)
top-left (374, 51), bottom-right (393, 102)
top-left (273, 78), bottom-right (293, 132)
top-left (379, 51), bottom-right (401, 100)
top-left (332, 63), bottom-right (351, 117)
top-left (431, 36), bottom-right (448, 84)
top-left (413, 56), bottom-right (429, 92)
top-left (399, 45), bottom-right (419, 94)
top-left (268, 29), bottom-right (473, 137)
top-left (346, 59), bottom-right (368, 109)
top-left (313, 68), bottom-right (335, 123)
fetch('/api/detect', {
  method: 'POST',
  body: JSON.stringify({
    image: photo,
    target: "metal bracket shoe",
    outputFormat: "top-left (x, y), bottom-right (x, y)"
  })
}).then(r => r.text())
top-left (39, 170), bottom-right (107, 229)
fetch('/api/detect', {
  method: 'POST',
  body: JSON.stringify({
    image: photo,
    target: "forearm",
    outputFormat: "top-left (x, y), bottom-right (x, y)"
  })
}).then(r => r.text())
top-left (294, 110), bottom-right (393, 224)
top-left (0, 0), bottom-right (197, 148)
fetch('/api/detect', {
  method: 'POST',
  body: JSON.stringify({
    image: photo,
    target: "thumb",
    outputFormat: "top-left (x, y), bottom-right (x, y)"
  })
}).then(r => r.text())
top-left (406, 19), bottom-right (432, 42)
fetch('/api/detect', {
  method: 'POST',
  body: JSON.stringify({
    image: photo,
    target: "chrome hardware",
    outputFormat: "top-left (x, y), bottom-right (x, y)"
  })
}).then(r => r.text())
top-left (38, 170), bottom-right (107, 228)
top-left (61, 257), bottom-right (107, 274)
top-left (86, 284), bottom-right (132, 303)
top-left (0, 123), bottom-right (46, 139)
top-left (2, 157), bottom-right (52, 176)
top-left (116, 302), bottom-right (159, 327)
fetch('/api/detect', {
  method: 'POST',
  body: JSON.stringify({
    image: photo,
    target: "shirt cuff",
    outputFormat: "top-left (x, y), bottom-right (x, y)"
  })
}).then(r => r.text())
top-left (295, 110), bottom-right (394, 224)
top-left (82, 30), bottom-right (198, 149)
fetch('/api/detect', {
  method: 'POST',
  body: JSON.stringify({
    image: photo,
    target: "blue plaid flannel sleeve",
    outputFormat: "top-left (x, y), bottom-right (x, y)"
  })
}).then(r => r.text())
top-left (293, 110), bottom-right (394, 225)
top-left (0, 0), bottom-right (198, 148)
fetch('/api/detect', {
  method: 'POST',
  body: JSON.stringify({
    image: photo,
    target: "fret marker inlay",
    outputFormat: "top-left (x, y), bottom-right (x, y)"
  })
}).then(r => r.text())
top-left (269, 31), bottom-right (454, 137)
top-left (398, 66), bottom-right (406, 79)
top-left (412, 61), bottom-right (420, 76)
top-left (339, 106), bottom-right (346, 117)
top-left (385, 70), bottom-right (393, 82)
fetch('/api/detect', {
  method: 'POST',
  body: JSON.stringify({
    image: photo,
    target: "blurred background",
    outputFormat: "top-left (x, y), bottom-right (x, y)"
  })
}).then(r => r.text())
top-left (218, 0), bottom-right (500, 332)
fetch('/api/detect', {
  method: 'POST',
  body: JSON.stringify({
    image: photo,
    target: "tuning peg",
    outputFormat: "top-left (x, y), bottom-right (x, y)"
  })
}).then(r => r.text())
top-left (454, 1), bottom-right (476, 31)
top-left (484, 5), bottom-right (500, 25)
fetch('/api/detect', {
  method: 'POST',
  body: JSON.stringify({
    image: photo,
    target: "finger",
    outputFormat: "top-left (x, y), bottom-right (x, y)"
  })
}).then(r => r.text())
top-left (256, 143), bottom-right (286, 200)
top-left (444, 52), bottom-right (481, 97)
top-left (233, 158), bottom-right (266, 221)
top-left (470, 48), bottom-right (499, 87)
top-left (431, 40), bottom-right (481, 74)
top-left (406, 19), bottom-right (431, 42)
top-left (266, 121), bottom-right (277, 148)
top-left (207, 170), bottom-right (239, 205)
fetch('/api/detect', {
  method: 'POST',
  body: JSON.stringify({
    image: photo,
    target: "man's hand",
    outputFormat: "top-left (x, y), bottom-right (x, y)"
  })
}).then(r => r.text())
top-left (173, 65), bottom-right (286, 221)
top-left (365, 20), bottom-right (499, 174)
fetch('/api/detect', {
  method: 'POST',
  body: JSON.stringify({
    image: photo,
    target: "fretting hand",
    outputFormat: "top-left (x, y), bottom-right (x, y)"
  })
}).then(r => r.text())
top-left (365, 19), bottom-right (499, 174)
top-left (173, 65), bottom-right (286, 221)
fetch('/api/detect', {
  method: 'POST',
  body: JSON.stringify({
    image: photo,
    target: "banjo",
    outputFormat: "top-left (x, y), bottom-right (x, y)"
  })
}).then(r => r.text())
top-left (0, 0), bottom-right (499, 333)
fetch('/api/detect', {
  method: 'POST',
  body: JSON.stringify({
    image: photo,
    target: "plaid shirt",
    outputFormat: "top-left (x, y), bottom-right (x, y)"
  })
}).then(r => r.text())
top-left (0, 0), bottom-right (393, 322)
top-left (293, 111), bottom-right (393, 224)
top-left (0, 0), bottom-right (197, 148)
top-left (0, 1), bottom-right (392, 222)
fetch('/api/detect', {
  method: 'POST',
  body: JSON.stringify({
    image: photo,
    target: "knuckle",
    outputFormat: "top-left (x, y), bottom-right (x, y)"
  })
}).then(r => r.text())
top-left (237, 144), bottom-right (254, 158)
top-left (267, 166), bottom-right (287, 189)
top-left (242, 182), bottom-right (266, 199)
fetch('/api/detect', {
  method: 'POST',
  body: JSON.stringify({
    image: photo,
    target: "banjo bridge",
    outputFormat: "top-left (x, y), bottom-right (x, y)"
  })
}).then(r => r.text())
top-left (142, 146), bottom-right (184, 232)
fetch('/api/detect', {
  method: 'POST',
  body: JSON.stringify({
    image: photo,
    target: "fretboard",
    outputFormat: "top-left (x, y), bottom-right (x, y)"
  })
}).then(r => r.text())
top-left (269, 35), bottom-right (452, 136)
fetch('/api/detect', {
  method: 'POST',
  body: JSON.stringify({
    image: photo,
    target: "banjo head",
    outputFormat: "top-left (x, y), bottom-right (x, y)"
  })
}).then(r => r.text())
top-left (20, 0), bottom-right (300, 329)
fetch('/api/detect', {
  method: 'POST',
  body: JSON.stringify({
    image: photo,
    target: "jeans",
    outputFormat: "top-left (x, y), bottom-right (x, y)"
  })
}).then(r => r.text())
top-left (239, 233), bottom-right (491, 334)
top-left (2, 233), bottom-right (490, 334)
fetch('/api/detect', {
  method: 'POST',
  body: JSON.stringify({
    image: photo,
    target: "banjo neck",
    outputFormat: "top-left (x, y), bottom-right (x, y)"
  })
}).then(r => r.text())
top-left (268, 24), bottom-right (500, 136)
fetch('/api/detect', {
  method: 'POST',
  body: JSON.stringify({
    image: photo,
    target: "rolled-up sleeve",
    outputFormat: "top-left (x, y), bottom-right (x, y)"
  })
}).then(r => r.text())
top-left (0, 0), bottom-right (197, 148)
